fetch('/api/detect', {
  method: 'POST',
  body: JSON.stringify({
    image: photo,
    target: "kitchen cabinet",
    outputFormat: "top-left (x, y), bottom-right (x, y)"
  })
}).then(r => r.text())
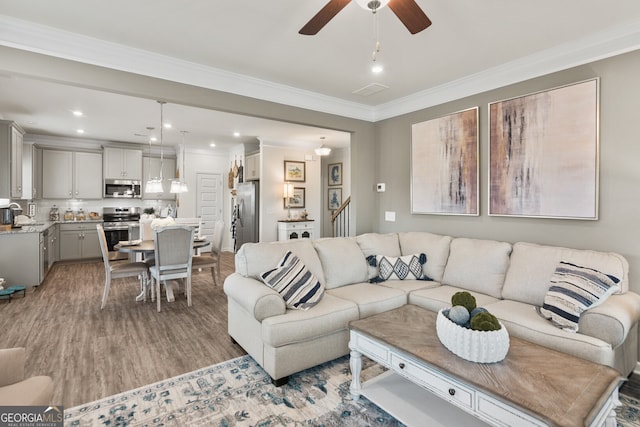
top-left (245, 152), bottom-right (260, 181)
top-left (48, 223), bottom-right (59, 266)
top-left (21, 143), bottom-right (43, 200)
top-left (59, 223), bottom-right (101, 260)
top-left (142, 156), bottom-right (176, 200)
top-left (42, 149), bottom-right (103, 199)
top-left (0, 232), bottom-right (41, 287)
top-left (104, 147), bottom-right (142, 180)
top-left (0, 120), bottom-right (25, 199)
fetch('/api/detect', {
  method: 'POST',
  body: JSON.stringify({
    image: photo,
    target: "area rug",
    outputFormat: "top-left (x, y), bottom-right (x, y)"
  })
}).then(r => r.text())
top-left (64, 355), bottom-right (640, 427)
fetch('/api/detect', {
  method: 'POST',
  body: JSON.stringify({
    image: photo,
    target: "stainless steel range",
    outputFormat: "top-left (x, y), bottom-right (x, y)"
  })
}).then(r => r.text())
top-left (102, 207), bottom-right (141, 260)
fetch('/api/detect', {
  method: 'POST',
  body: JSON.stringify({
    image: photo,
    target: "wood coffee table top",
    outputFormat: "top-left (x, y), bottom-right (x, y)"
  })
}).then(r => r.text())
top-left (350, 305), bottom-right (623, 427)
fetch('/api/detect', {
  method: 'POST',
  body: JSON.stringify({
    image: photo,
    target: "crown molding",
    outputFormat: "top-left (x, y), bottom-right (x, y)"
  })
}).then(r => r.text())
top-left (1, 14), bottom-right (639, 123)
top-left (373, 18), bottom-right (640, 121)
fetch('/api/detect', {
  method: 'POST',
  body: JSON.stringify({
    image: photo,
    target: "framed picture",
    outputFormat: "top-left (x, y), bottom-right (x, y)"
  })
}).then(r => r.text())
top-left (284, 187), bottom-right (305, 208)
top-left (489, 78), bottom-right (599, 219)
top-left (284, 160), bottom-right (305, 182)
top-left (328, 162), bottom-right (342, 186)
top-left (411, 107), bottom-right (479, 215)
top-left (328, 187), bottom-right (342, 210)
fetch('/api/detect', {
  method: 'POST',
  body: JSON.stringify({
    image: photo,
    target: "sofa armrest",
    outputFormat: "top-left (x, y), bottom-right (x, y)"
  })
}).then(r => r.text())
top-left (0, 347), bottom-right (25, 387)
top-left (579, 292), bottom-right (640, 348)
top-left (224, 273), bottom-right (286, 321)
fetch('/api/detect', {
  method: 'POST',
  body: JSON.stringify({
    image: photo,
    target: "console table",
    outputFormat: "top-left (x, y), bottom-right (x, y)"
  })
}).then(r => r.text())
top-left (277, 219), bottom-right (314, 241)
top-left (349, 305), bottom-right (622, 427)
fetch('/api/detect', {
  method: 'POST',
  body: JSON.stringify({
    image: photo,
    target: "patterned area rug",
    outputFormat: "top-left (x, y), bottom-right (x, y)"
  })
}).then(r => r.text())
top-left (65, 355), bottom-right (640, 427)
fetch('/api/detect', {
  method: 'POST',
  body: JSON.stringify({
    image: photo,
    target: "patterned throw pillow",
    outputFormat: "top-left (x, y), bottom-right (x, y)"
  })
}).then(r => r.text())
top-left (367, 253), bottom-right (430, 283)
top-left (537, 261), bottom-right (620, 332)
top-left (260, 251), bottom-right (324, 310)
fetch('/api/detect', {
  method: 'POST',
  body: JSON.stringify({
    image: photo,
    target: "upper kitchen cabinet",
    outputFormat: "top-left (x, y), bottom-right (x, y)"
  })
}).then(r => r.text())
top-left (103, 147), bottom-right (142, 180)
top-left (42, 149), bottom-right (103, 199)
top-left (142, 156), bottom-right (176, 200)
top-left (245, 152), bottom-right (260, 181)
top-left (0, 120), bottom-right (25, 199)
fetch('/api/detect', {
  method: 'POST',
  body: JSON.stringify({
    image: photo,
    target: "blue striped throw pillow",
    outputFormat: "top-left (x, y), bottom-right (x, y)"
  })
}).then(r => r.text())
top-left (260, 251), bottom-right (324, 310)
top-left (538, 261), bottom-right (620, 332)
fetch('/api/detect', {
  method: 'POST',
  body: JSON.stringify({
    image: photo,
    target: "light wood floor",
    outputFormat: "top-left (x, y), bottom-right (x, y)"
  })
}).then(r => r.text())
top-left (0, 252), bottom-right (246, 408)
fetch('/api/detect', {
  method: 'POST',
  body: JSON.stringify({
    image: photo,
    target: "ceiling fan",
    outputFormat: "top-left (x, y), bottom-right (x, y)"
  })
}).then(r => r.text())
top-left (299, 0), bottom-right (432, 36)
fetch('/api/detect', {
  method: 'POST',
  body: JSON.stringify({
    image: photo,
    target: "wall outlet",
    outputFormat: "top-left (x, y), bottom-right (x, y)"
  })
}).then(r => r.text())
top-left (385, 211), bottom-right (396, 222)
top-left (376, 183), bottom-right (386, 192)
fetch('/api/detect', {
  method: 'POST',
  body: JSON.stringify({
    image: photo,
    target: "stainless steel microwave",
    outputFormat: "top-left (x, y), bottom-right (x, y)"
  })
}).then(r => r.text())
top-left (104, 179), bottom-right (142, 198)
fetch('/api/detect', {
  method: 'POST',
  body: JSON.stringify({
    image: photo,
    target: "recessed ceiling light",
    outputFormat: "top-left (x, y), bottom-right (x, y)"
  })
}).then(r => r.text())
top-left (163, 123), bottom-right (172, 129)
top-left (76, 129), bottom-right (85, 134)
top-left (150, 136), bottom-right (158, 142)
top-left (372, 64), bottom-right (384, 74)
top-left (72, 110), bottom-right (83, 117)
top-left (233, 132), bottom-right (240, 137)
top-left (210, 143), bottom-right (216, 148)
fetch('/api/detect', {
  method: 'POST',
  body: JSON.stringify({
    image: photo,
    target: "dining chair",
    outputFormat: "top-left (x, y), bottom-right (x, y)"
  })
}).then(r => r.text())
top-left (97, 224), bottom-right (150, 309)
top-left (148, 225), bottom-right (196, 312)
top-left (191, 220), bottom-right (225, 286)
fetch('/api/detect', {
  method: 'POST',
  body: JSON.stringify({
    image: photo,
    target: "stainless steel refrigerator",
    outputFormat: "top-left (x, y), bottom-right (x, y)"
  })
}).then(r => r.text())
top-left (234, 181), bottom-right (259, 251)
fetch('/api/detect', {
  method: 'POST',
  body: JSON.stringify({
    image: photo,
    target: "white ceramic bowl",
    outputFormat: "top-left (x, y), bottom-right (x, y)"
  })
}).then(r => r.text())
top-left (436, 309), bottom-right (510, 363)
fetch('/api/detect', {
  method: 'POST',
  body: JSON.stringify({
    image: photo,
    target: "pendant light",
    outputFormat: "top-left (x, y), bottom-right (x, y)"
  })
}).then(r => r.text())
top-left (171, 131), bottom-right (189, 193)
top-left (314, 136), bottom-right (331, 156)
top-left (145, 101), bottom-right (166, 193)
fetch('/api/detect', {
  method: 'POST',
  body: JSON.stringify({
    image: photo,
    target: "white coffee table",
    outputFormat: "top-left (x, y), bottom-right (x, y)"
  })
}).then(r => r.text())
top-left (349, 305), bottom-right (622, 427)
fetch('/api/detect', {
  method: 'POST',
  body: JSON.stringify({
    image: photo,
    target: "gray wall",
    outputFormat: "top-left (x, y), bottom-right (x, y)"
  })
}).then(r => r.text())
top-left (375, 49), bottom-right (640, 296)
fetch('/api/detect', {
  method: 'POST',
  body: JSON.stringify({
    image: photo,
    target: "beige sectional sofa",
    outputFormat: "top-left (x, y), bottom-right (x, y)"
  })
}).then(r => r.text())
top-left (224, 232), bottom-right (640, 385)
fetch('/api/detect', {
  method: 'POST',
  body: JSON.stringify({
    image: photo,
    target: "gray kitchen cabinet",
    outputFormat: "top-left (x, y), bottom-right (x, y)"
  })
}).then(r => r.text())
top-left (0, 120), bottom-right (25, 199)
top-left (42, 149), bottom-right (103, 199)
top-left (0, 232), bottom-right (41, 287)
top-left (104, 147), bottom-right (142, 180)
top-left (59, 223), bottom-right (101, 260)
top-left (48, 223), bottom-right (59, 265)
top-left (142, 156), bottom-right (176, 200)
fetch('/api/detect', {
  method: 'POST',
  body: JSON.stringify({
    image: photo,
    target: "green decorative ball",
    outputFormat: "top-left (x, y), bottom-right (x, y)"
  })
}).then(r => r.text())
top-left (451, 291), bottom-right (477, 312)
top-left (470, 312), bottom-right (501, 331)
top-left (448, 305), bottom-right (470, 326)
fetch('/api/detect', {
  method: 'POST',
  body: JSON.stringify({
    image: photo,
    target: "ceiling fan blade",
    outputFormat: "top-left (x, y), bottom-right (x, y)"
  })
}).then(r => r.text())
top-left (299, 0), bottom-right (352, 35)
top-left (388, 0), bottom-right (432, 34)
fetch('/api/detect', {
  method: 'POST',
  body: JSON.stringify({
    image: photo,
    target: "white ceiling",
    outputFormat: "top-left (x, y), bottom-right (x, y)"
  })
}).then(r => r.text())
top-left (1, 0), bottom-right (640, 150)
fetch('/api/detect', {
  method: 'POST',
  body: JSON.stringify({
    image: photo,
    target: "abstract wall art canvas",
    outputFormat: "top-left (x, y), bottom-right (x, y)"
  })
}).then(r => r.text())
top-left (489, 79), bottom-right (599, 219)
top-left (411, 107), bottom-right (479, 215)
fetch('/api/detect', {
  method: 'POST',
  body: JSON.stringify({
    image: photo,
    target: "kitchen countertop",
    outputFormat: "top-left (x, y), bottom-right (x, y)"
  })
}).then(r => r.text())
top-left (0, 219), bottom-right (104, 235)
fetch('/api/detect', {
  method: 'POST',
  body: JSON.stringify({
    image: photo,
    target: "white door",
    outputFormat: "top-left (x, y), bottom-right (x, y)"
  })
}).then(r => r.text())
top-left (196, 173), bottom-right (223, 253)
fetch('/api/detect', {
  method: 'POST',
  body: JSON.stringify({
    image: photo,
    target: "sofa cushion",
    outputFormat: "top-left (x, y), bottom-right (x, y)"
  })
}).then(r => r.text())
top-left (409, 285), bottom-right (500, 313)
top-left (368, 253), bottom-right (429, 282)
top-left (356, 233), bottom-right (401, 280)
top-left (313, 237), bottom-right (368, 289)
top-left (235, 239), bottom-right (325, 285)
top-left (260, 251), bottom-right (325, 310)
top-left (378, 279), bottom-right (441, 294)
top-left (441, 238), bottom-right (512, 299)
top-left (261, 294), bottom-right (359, 347)
top-left (485, 300), bottom-right (617, 368)
top-left (327, 283), bottom-right (406, 319)
top-left (398, 232), bottom-right (452, 282)
top-left (502, 242), bottom-right (629, 306)
top-left (537, 261), bottom-right (620, 332)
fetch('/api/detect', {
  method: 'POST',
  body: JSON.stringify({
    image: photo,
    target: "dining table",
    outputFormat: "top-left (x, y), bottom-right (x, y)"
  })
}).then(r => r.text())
top-left (114, 238), bottom-right (211, 303)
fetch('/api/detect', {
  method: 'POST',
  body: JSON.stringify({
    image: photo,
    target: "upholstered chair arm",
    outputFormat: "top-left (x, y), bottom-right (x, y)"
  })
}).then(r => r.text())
top-left (579, 292), bottom-right (640, 348)
top-left (224, 273), bottom-right (286, 321)
top-left (0, 347), bottom-right (26, 387)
